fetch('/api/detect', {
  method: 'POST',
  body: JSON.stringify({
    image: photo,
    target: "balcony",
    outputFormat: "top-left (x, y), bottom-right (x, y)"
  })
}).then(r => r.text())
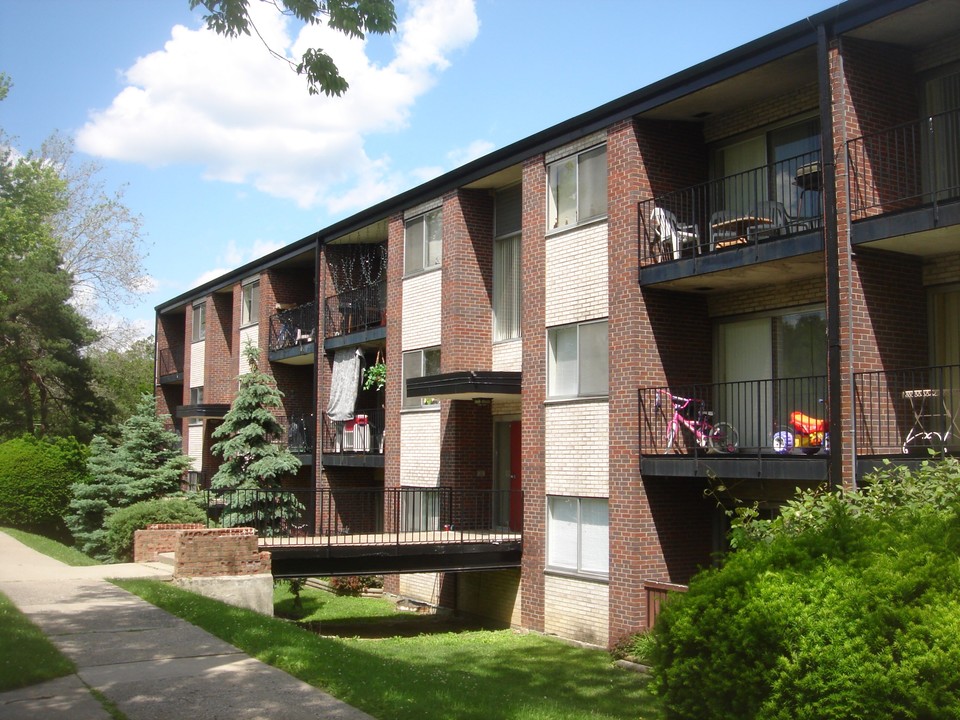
top-left (268, 302), bottom-right (317, 365)
top-left (854, 364), bottom-right (960, 475)
top-left (639, 150), bottom-right (824, 291)
top-left (320, 408), bottom-right (384, 467)
top-left (274, 413), bottom-right (315, 465)
top-left (639, 376), bottom-right (829, 482)
top-left (157, 347), bottom-right (184, 384)
top-left (323, 281), bottom-right (386, 346)
top-left (847, 109), bottom-right (960, 252)
top-left (204, 486), bottom-right (523, 577)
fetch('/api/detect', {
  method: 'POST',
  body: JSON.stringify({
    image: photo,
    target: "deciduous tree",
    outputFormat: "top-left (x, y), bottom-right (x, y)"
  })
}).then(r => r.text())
top-left (189, 0), bottom-right (397, 96)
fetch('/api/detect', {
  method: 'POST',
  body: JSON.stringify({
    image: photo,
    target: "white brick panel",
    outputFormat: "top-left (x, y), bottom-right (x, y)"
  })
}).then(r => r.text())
top-left (492, 338), bottom-right (522, 372)
top-left (399, 572), bottom-right (442, 604)
top-left (187, 425), bottom-right (203, 471)
top-left (189, 341), bottom-right (205, 388)
top-left (545, 401), bottom-right (609, 496)
top-left (545, 223), bottom-right (608, 327)
top-left (544, 574), bottom-right (609, 646)
top-left (400, 411), bottom-right (441, 487)
top-left (239, 324), bottom-right (259, 373)
top-left (402, 272), bottom-right (442, 351)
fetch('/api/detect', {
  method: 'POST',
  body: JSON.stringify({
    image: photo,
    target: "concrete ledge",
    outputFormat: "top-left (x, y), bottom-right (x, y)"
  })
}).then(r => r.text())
top-left (174, 573), bottom-right (275, 616)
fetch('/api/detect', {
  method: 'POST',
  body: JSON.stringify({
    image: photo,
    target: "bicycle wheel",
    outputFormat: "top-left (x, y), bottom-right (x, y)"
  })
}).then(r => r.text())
top-left (708, 422), bottom-right (739, 453)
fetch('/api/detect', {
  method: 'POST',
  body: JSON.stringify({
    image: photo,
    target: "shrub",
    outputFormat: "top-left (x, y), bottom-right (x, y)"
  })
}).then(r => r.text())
top-left (0, 436), bottom-right (86, 540)
top-left (653, 458), bottom-right (960, 719)
top-left (103, 496), bottom-right (205, 562)
top-left (328, 575), bottom-right (383, 596)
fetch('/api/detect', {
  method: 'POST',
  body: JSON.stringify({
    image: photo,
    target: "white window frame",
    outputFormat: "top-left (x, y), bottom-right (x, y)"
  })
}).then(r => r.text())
top-left (191, 302), bottom-right (206, 342)
top-left (241, 279), bottom-right (260, 327)
top-left (404, 208), bottom-right (443, 275)
top-left (547, 320), bottom-right (608, 399)
top-left (547, 144), bottom-right (607, 230)
top-left (546, 496), bottom-right (609, 578)
top-left (188, 386), bottom-right (204, 426)
top-left (493, 185), bottom-right (522, 341)
top-left (402, 347), bottom-right (441, 409)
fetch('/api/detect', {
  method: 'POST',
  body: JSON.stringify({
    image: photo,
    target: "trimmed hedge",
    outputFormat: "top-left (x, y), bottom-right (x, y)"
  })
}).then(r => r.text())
top-left (0, 436), bottom-right (86, 540)
top-left (652, 458), bottom-right (960, 719)
top-left (104, 497), bottom-right (205, 562)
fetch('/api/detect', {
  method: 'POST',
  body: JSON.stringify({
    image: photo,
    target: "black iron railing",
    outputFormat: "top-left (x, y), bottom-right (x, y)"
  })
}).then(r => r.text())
top-left (157, 348), bottom-right (184, 378)
top-left (269, 302), bottom-right (317, 352)
top-left (324, 280), bottom-right (386, 339)
top-left (320, 408), bottom-right (384, 455)
top-left (639, 150), bottom-right (822, 265)
top-left (204, 486), bottom-right (523, 546)
top-left (854, 364), bottom-right (960, 456)
top-left (847, 108), bottom-right (960, 222)
top-left (639, 376), bottom-right (828, 456)
top-left (274, 413), bottom-right (315, 454)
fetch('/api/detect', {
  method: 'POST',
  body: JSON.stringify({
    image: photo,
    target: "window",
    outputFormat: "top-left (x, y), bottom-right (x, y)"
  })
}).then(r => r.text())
top-left (547, 145), bottom-right (607, 230)
top-left (547, 496), bottom-right (608, 577)
top-left (547, 320), bottom-right (608, 398)
top-left (404, 208), bottom-right (442, 275)
top-left (191, 302), bottom-right (206, 342)
top-left (494, 184), bottom-right (522, 341)
top-left (402, 347), bottom-right (441, 409)
top-left (400, 489), bottom-right (440, 532)
top-left (188, 386), bottom-right (203, 426)
top-left (241, 280), bottom-right (259, 327)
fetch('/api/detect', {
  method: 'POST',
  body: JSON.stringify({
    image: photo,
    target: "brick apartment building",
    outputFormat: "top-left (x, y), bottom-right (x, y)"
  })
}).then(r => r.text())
top-left (155, 0), bottom-right (960, 646)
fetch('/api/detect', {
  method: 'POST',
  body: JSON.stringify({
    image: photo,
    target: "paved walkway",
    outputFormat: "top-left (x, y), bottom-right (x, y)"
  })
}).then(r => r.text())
top-left (0, 531), bottom-right (374, 720)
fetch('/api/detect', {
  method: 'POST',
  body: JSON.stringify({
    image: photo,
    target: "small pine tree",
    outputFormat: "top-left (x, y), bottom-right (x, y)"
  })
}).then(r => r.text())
top-left (67, 394), bottom-right (192, 560)
top-left (210, 343), bottom-right (303, 534)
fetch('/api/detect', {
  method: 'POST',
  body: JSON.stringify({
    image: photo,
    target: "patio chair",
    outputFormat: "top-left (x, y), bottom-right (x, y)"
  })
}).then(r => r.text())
top-left (709, 209), bottom-right (743, 251)
top-left (749, 200), bottom-right (789, 241)
top-left (650, 207), bottom-right (700, 261)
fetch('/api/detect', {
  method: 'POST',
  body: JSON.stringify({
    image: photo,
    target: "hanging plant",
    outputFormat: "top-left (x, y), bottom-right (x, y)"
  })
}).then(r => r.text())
top-left (363, 361), bottom-right (386, 391)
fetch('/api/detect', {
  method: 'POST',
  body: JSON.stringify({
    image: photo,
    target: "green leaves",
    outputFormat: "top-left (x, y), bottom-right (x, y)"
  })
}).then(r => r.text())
top-left (188, 0), bottom-right (397, 96)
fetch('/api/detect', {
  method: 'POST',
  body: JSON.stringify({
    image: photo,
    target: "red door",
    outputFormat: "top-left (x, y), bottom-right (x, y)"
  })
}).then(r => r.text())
top-left (509, 421), bottom-right (523, 531)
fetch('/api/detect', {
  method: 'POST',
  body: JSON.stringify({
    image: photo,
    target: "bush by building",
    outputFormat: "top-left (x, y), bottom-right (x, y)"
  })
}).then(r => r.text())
top-left (652, 457), bottom-right (960, 719)
top-left (103, 497), bottom-right (206, 562)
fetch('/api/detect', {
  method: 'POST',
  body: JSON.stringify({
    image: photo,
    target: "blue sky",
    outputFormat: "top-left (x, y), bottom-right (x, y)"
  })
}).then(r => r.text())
top-left (0, 0), bottom-right (840, 337)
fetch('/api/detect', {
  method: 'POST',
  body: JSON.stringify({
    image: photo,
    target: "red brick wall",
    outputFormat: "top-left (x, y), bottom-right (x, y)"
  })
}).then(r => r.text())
top-left (174, 527), bottom-right (270, 577)
top-left (206, 292), bottom-right (236, 403)
top-left (382, 213), bottom-right (405, 596)
top-left (520, 154), bottom-right (546, 633)
top-left (133, 523), bottom-right (205, 562)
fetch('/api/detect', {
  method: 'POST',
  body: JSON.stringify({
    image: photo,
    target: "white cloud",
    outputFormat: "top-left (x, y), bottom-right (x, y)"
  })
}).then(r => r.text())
top-left (187, 237), bottom-right (287, 291)
top-left (76, 0), bottom-right (480, 213)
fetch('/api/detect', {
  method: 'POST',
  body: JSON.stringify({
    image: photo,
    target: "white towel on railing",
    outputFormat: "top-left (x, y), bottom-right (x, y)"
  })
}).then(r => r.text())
top-left (327, 347), bottom-right (362, 421)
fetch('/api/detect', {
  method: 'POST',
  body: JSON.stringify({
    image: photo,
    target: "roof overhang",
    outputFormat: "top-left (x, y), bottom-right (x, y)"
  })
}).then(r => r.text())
top-left (406, 371), bottom-right (522, 401)
top-left (175, 403), bottom-right (231, 420)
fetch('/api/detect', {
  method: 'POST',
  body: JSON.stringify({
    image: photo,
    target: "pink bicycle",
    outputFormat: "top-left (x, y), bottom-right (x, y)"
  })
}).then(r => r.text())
top-left (657, 391), bottom-right (740, 454)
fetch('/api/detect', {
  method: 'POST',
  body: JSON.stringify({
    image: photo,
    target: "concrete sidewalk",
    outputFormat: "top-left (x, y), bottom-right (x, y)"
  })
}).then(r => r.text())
top-left (0, 531), bottom-right (374, 720)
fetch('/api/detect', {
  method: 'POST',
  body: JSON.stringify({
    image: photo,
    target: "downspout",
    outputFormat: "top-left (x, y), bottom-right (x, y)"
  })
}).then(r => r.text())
top-left (313, 233), bottom-right (322, 490)
top-left (818, 22), bottom-right (843, 488)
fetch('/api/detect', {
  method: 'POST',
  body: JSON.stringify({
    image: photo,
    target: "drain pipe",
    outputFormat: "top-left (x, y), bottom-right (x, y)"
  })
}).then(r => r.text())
top-left (818, 22), bottom-right (843, 488)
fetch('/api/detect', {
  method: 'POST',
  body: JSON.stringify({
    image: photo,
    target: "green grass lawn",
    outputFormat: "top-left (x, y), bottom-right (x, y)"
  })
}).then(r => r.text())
top-left (119, 579), bottom-right (661, 720)
top-left (0, 592), bottom-right (76, 692)
top-left (1, 527), bottom-right (101, 566)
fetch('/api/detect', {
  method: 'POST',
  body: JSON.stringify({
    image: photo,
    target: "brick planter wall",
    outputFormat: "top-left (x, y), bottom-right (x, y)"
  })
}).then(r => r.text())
top-left (134, 524), bottom-right (271, 577)
top-left (133, 523), bottom-right (205, 563)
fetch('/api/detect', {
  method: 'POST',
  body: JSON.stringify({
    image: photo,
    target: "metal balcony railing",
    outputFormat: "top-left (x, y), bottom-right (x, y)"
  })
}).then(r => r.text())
top-left (639, 150), bottom-right (822, 265)
top-left (847, 108), bottom-right (960, 222)
top-left (639, 376), bottom-right (828, 456)
top-left (204, 486), bottom-right (523, 546)
top-left (268, 302), bottom-right (317, 353)
top-left (273, 414), bottom-right (315, 455)
top-left (854, 364), bottom-right (960, 456)
top-left (324, 280), bottom-right (386, 339)
top-left (320, 409), bottom-right (384, 456)
top-left (157, 347), bottom-right (184, 378)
